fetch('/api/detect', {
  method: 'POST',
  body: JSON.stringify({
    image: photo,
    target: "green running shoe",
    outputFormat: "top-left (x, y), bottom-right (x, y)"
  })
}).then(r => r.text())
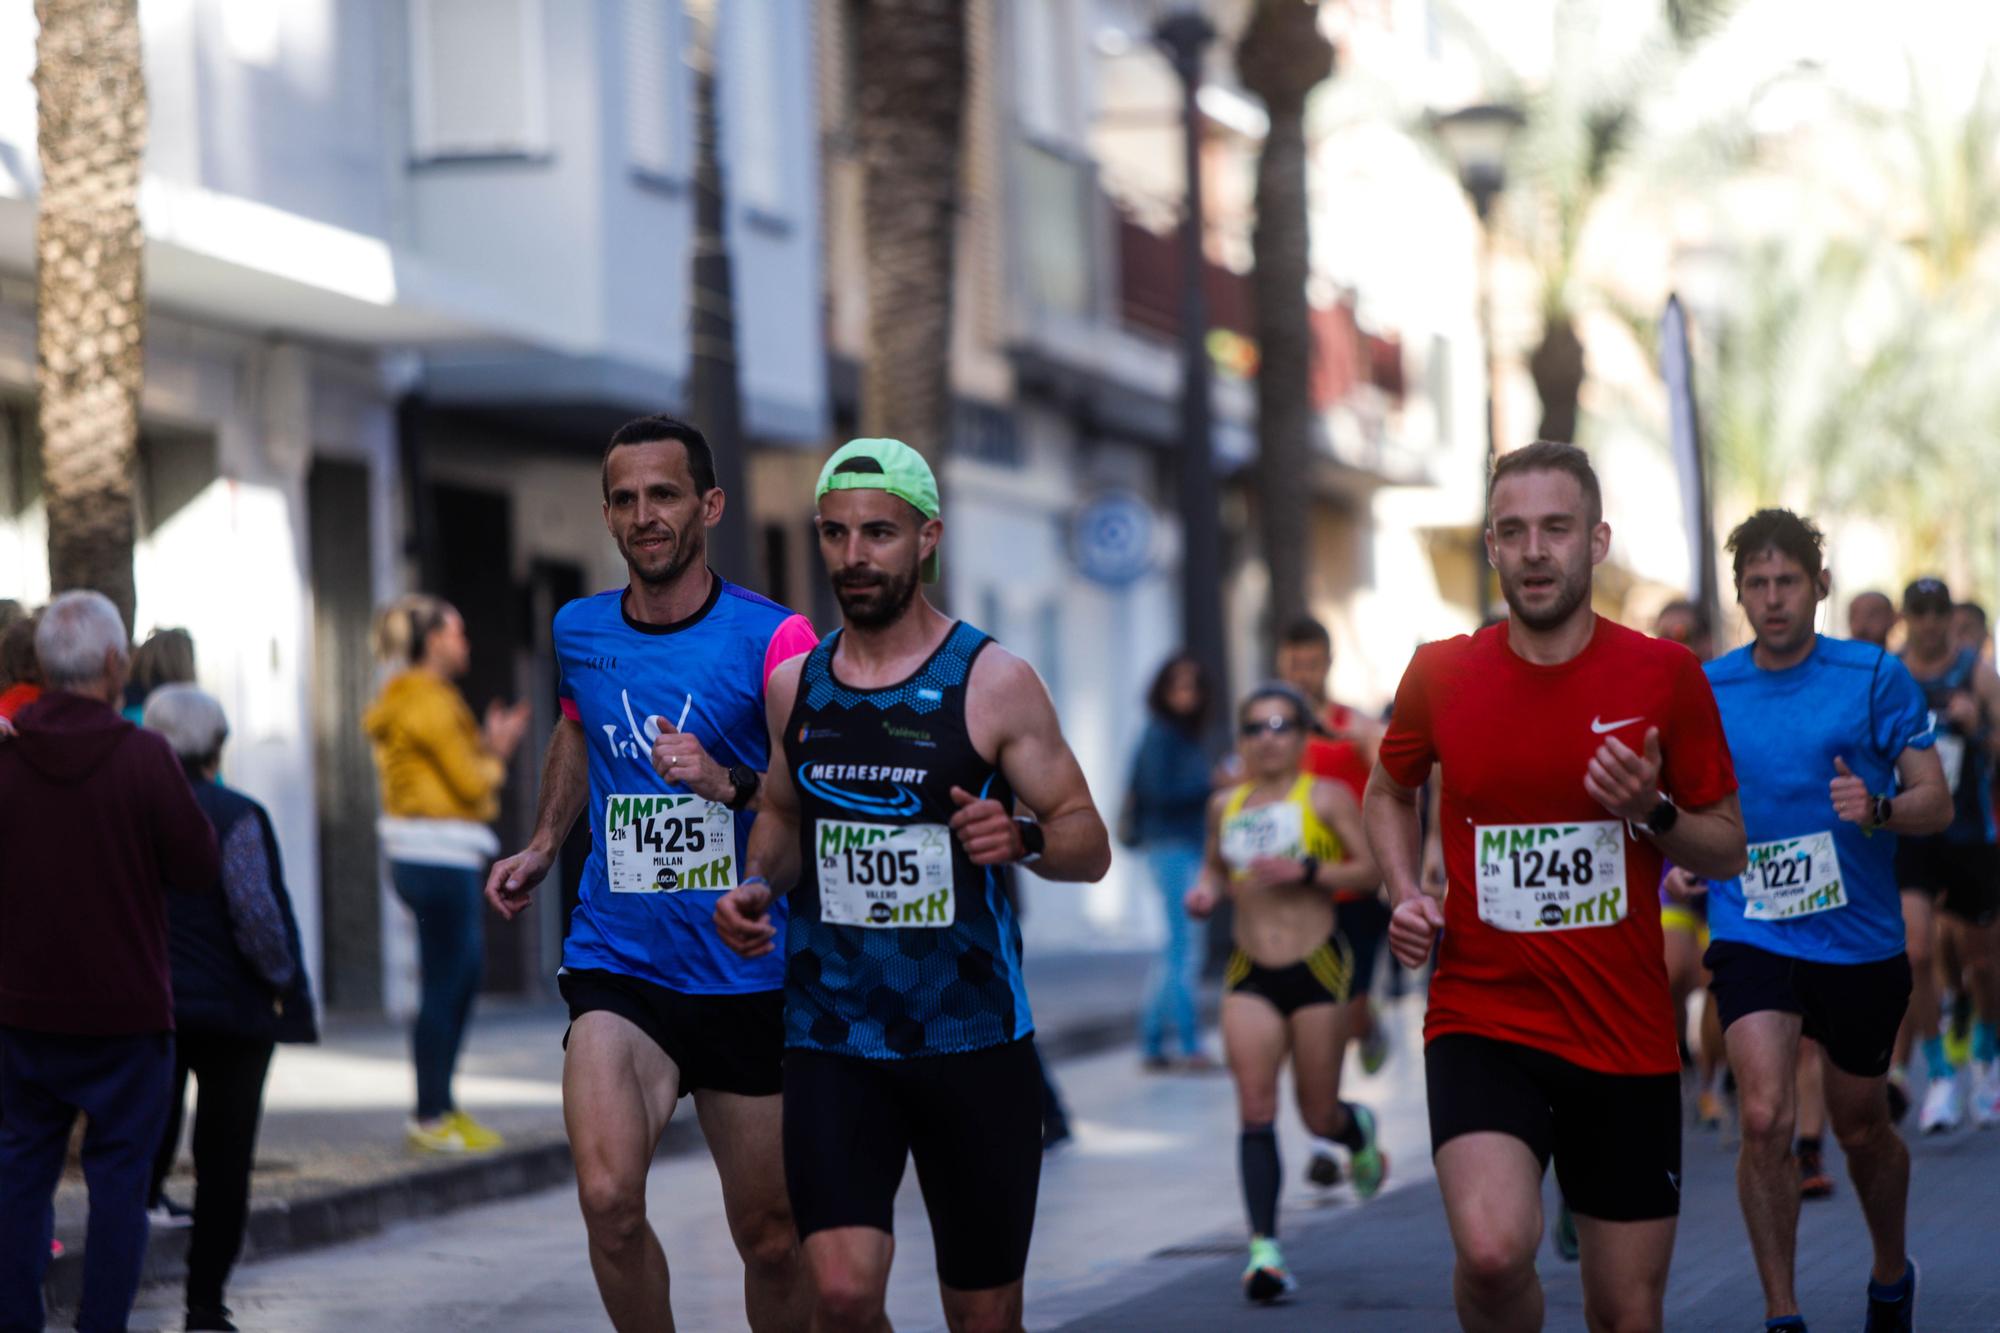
top-left (1347, 1104), bottom-right (1388, 1200)
top-left (1243, 1237), bottom-right (1297, 1304)
top-left (1359, 1000), bottom-right (1391, 1075)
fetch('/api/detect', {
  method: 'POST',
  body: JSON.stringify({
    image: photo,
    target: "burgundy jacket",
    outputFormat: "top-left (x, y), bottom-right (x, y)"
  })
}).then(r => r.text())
top-left (0, 691), bottom-right (219, 1035)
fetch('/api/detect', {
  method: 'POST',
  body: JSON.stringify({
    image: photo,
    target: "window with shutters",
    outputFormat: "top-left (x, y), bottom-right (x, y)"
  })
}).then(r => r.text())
top-left (409, 0), bottom-right (550, 160)
top-left (730, 0), bottom-right (790, 220)
top-left (624, 0), bottom-right (680, 183)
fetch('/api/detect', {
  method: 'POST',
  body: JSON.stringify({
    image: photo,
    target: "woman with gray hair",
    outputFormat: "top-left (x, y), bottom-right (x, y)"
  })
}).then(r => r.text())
top-left (142, 684), bottom-right (317, 1333)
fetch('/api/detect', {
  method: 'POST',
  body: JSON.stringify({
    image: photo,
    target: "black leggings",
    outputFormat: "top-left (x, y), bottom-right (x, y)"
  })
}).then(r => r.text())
top-left (148, 1031), bottom-right (276, 1310)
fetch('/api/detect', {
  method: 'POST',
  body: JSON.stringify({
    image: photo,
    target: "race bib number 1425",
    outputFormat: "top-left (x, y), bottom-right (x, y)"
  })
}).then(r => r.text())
top-left (605, 794), bottom-right (737, 893)
top-left (1474, 821), bottom-right (1628, 932)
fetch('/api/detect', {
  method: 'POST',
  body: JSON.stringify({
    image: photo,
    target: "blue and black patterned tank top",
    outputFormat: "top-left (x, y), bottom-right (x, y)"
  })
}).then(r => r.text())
top-left (781, 621), bottom-right (1034, 1059)
top-left (1905, 647), bottom-right (1997, 845)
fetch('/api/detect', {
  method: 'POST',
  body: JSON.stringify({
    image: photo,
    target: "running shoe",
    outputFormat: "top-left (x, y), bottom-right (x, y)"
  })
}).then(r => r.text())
top-left (1886, 1071), bottom-right (1911, 1127)
top-left (1696, 1088), bottom-right (1725, 1130)
top-left (1945, 991), bottom-right (1973, 1069)
top-left (1551, 1199), bottom-right (1579, 1262)
top-left (1919, 1073), bottom-right (1963, 1135)
top-left (185, 1304), bottom-right (238, 1331)
top-left (406, 1117), bottom-right (472, 1154)
top-left (448, 1110), bottom-right (505, 1151)
top-left (1971, 1059), bottom-right (2000, 1129)
top-left (1359, 1000), bottom-right (1391, 1075)
top-left (1346, 1104), bottom-right (1388, 1199)
top-left (1864, 1257), bottom-right (1918, 1333)
top-left (1797, 1145), bottom-right (1834, 1200)
top-left (1305, 1138), bottom-right (1343, 1189)
top-left (1242, 1236), bottom-right (1297, 1304)
top-left (146, 1194), bottom-right (193, 1228)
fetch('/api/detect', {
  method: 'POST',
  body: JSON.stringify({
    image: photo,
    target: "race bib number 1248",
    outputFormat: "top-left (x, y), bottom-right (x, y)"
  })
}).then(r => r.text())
top-left (1474, 821), bottom-right (1628, 932)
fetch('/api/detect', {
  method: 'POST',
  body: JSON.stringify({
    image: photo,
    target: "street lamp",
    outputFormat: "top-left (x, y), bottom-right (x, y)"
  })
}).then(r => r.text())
top-left (1152, 2), bottom-right (1230, 741)
top-left (1433, 102), bottom-right (1524, 623)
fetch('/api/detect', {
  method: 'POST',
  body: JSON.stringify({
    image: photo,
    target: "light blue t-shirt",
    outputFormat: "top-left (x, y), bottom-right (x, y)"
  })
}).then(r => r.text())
top-left (555, 577), bottom-right (817, 994)
top-left (1705, 635), bottom-right (1934, 963)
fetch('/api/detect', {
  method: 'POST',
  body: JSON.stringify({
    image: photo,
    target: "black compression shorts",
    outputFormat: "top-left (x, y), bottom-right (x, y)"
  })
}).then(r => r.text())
top-left (782, 1038), bottom-right (1043, 1291)
top-left (1426, 1033), bottom-right (1682, 1222)
top-left (1224, 934), bottom-right (1355, 1016)
top-left (1705, 940), bottom-right (1912, 1078)
top-left (1894, 838), bottom-right (2000, 926)
top-left (559, 967), bottom-right (782, 1098)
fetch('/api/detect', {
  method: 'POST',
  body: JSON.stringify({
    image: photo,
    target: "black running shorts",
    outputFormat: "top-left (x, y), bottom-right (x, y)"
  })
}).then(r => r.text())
top-left (1223, 934), bottom-right (1355, 1017)
top-left (559, 967), bottom-right (782, 1098)
top-left (1426, 1033), bottom-right (1682, 1222)
top-left (782, 1038), bottom-right (1043, 1291)
top-left (1893, 837), bottom-right (2000, 925)
top-left (1704, 940), bottom-right (1912, 1079)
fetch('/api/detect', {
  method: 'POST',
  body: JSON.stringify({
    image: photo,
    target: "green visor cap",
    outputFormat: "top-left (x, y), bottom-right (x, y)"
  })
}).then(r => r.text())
top-left (815, 438), bottom-right (942, 583)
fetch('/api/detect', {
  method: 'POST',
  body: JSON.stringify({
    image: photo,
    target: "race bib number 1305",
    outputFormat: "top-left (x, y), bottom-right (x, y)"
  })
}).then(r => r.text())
top-left (1474, 821), bottom-right (1628, 932)
top-left (816, 820), bottom-right (955, 928)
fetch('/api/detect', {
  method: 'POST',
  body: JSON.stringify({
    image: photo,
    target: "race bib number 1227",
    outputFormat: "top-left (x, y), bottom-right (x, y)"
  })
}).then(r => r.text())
top-left (1474, 821), bottom-right (1628, 932)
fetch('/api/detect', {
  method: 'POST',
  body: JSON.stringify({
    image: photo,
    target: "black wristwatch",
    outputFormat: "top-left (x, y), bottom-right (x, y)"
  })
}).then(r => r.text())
top-left (1643, 797), bottom-right (1680, 837)
top-left (1014, 817), bottom-right (1046, 864)
top-left (1299, 855), bottom-right (1321, 887)
top-left (1871, 793), bottom-right (1895, 829)
top-left (725, 764), bottom-right (761, 811)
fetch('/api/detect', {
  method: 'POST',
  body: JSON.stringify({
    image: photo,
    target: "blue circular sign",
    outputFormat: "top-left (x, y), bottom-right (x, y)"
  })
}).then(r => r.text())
top-left (1071, 492), bottom-right (1157, 588)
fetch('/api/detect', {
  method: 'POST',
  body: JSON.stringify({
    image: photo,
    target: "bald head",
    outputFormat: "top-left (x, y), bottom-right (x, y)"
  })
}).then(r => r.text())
top-left (1847, 591), bottom-right (1895, 647)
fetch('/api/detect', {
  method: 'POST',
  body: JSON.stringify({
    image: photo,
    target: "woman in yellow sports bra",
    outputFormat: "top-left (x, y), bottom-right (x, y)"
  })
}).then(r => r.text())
top-left (1187, 683), bottom-right (1388, 1305)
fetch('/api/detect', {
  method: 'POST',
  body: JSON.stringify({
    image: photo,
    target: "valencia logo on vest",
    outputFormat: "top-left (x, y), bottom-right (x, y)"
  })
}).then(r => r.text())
top-left (796, 762), bottom-right (931, 818)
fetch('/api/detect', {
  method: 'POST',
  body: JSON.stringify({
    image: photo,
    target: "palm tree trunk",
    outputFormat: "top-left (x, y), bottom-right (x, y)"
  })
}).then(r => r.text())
top-left (685, 0), bottom-right (752, 581)
top-left (854, 0), bottom-right (967, 461)
top-left (1238, 0), bottom-right (1332, 652)
top-left (35, 0), bottom-right (148, 636)
top-left (1529, 310), bottom-right (1585, 445)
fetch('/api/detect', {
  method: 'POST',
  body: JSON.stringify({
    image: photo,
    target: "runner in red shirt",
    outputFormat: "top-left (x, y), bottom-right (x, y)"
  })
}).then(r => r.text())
top-left (1363, 441), bottom-right (1746, 1333)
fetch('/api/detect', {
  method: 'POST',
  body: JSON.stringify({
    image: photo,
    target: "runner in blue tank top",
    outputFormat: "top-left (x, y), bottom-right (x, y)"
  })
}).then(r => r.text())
top-left (1698, 511), bottom-right (1947, 1333)
top-left (1893, 576), bottom-right (2000, 1135)
top-left (714, 438), bottom-right (1111, 1333)
top-left (484, 415), bottom-right (818, 1332)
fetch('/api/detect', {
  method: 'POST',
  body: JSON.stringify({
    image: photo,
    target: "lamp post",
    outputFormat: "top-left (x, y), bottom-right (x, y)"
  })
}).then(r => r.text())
top-left (1154, 3), bottom-right (1230, 739)
top-left (1434, 102), bottom-right (1524, 624)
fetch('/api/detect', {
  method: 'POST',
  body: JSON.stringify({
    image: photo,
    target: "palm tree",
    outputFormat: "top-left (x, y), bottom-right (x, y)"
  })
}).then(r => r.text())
top-left (1237, 0), bottom-right (1334, 645)
top-left (852, 0), bottom-right (968, 461)
top-left (34, 0), bottom-right (147, 635)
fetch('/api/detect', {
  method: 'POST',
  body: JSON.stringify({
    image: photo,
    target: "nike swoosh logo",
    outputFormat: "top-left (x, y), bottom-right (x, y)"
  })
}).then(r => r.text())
top-left (1591, 715), bottom-right (1644, 734)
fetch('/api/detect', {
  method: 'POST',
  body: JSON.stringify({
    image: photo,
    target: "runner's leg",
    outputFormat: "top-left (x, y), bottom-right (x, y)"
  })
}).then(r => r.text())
top-left (564, 1012), bottom-right (682, 1333)
top-left (1822, 1062), bottom-right (1910, 1286)
top-left (1222, 993), bottom-right (1289, 1238)
top-left (1287, 1001), bottom-right (1355, 1142)
top-left (800, 1228), bottom-right (894, 1333)
top-left (1435, 1133), bottom-right (1545, 1333)
top-left (1898, 891), bottom-right (1939, 1076)
top-left (695, 1089), bottom-right (808, 1333)
top-left (1723, 1009), bottom-right (1804, 1320)
top-left (1571, 1215), bottom-right (1676, 1333)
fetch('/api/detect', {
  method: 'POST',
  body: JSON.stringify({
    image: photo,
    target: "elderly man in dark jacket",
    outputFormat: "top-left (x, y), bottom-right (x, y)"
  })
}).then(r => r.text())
top-left (0, 591), bottom-right (220, 1333)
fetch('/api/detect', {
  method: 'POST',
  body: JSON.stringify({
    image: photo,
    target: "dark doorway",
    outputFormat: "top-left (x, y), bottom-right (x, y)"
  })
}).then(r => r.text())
top-left (528, 559), bottom-right (592, 979)
top-left (427, 483), bottom-right (530, 995)
top-left (308, 457), bottom-right (382, 1012)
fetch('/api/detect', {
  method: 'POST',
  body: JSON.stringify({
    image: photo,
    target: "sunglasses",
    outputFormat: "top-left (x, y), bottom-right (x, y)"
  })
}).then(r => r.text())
top-left (1240, 716), bottom-right (1304, 738)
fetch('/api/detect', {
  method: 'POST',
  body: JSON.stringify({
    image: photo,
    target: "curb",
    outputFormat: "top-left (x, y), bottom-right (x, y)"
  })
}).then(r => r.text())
top-left (45, 995), bottom-right (1204, 1312)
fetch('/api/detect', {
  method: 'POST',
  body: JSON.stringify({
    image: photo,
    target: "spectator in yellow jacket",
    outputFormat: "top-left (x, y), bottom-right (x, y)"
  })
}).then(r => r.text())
top-left (364, 594), bottom-right (529, 1153)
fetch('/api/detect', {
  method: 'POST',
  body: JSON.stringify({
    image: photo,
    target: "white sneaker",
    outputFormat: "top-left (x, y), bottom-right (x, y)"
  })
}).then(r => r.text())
top-left (1920, 1072), bottom-right (1964, 1135)
top-left (1972, 1060), bottom-right (2000, 1129)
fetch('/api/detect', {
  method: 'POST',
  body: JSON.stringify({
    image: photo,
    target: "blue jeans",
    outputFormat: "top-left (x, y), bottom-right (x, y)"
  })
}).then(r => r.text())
top-left (0, 1027), bottom-right (173, 1333)
top-left (1140, 845), bottom-right (1207, 1059)
top-left (389, 861), bottom-right (485, 1121)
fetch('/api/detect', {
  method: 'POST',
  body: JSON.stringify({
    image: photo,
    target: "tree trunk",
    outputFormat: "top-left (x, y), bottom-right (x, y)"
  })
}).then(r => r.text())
top-left (854, 0), bottom-right (967, 462)
top-left (1529, 311), bottom-right (1585, 445)
top-left (685, 0), bottom-right (752, 582)
top-left (1238, 1), bottom-right (1332, 655)
top-left (35, 0), bottom-right (148, 636)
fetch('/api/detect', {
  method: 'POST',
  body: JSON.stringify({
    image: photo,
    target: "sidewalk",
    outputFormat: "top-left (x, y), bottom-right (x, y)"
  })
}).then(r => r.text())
top-left (1050, 1083), bottom-right (2000, 1330)
top-left (48, 949), bottom-right (1182, 1308)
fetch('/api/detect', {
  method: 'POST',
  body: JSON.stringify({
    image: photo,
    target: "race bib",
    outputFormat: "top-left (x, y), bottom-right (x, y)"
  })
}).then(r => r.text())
top-left (1744, 830), bottom-right (1846, 921)
top-left (604, 794), bottom-right (738, 893)
top-left (1220, 801), bottom-right (1305, 871)
top-left (1474, 821), bottom-right (1628, 932)
top-left (1935, 731), bottom-right (1966, 795)
top-left (816, 820), bottom-right (955, 928)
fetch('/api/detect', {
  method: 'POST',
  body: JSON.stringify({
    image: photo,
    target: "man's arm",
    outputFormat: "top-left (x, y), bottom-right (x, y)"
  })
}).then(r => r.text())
top-left (715, 658), bottom-right (805, 958)
top-left (1833, 745), bottom-right (1951, 836)
top-left (1584, 727), bottom-right (1747, 879)
top-left (961, 648), bottom-right (1111, 882)
top-left (1364, 761), bottom-right (1445, 969)
top-left (485, 718), bottom-right (587, 920)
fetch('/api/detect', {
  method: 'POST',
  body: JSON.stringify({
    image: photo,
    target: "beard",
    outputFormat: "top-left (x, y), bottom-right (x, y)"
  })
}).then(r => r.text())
top-left (833, 562), bottom-right (920, 629)
top-left (1501, 558), bottom-right (1591, 632)
top-left (622, 525), bottom-right (701, 587)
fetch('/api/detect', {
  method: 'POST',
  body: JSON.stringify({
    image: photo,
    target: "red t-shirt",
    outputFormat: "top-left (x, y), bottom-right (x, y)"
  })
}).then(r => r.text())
top-left (1303, 704), bottom-right (1373, 801)
top-left (1379, 618), bottom-right (1736, 1075)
